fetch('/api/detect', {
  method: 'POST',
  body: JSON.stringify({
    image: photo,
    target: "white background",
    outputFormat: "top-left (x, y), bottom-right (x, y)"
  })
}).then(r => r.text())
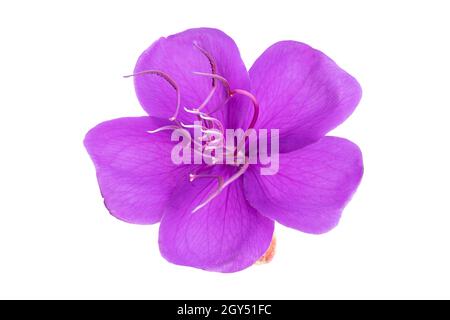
top-left (1, 0), bottom-right (449, 299)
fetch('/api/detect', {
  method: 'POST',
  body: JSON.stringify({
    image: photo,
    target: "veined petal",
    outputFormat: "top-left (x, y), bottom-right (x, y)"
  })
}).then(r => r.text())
top-left (250, 41), bottom-right (362, 152)
top-left (159, 167), bottom-right (274, 272)
top-left (84, 117), bottom-right (190, 224)
top-left (134, 28), bottom-right (250, 128)
top-left (243, 137), bottom-right (363, 234)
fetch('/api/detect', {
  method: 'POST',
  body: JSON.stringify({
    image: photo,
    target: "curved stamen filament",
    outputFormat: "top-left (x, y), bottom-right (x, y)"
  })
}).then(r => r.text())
top-left (124, 70), bottom-right (181, 121)
top-left (193, 72), bottom-right (232, 96)
top-left (184, 106), bottom-right (202, 115)
top-left (180, 121), bottom-right (208, 130)
top-left (221, 160), bottom-right (250, 189)
top-left (150, 124), bottom-right (218, 162)
top-left (231, 89), bottom-right (259, 130)
top-left (201, 128), bottom-right (223, 136)
top-left (193, 42), bottom-right (220, 113)
top-left (197, 86), bottom-right (217, 111)
top-left (147, 125), bottom-right (179, 134)
top-left (189, 173), bottom-right (224, 185)
top-left (193, 41), bottom-right (217, 86)
top-left (189, 173), bottom-right (224, 214)
top-left (191, 187), bottom-right (221, 213)
top-left (184, 107), bottom-right (224, 135)
top-left (208, 96), bottom-right (232, 115)
top-left (180, 122), bottom-right (220, 146)
top-left (183, 134), bottom-right (217, 162)
top-left (192, 159), bottom-right (250, 213)
top-left (190, 73), bottom-right (259, 131)
top-left (183, 106), bottom-right (213, 130)
top-left (199, 113), bottom-right (224, 134)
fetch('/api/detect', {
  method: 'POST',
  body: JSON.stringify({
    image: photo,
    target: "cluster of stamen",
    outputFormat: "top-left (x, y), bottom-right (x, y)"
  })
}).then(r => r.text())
top-left (125, 42), bottom-right (259, 213)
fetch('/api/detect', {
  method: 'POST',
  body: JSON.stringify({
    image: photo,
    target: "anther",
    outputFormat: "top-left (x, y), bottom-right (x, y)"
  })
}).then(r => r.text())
top-left (231, 89), bottom-right (260, 130)
top-left (192, 72), bottom-right (232, 96)
top-left (124, 70), bottom-right (181, 121)
top-left (147, 125), bottom-right (179, 134)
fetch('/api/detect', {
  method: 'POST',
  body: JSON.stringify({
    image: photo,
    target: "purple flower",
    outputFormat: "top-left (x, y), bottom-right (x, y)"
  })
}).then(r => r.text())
top-left (84, 28), bottom-right (363, 272)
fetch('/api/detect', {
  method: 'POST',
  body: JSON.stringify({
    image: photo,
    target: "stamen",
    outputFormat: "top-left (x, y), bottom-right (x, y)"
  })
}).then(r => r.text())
top-left (192, 42), bottom-right (222, 112)
top-left (199, 113), bottom-right (224, 134)
top-left (193, 72), bottom-right (232, 96)
top-left (221, 159), bottom-right (250, 190)
top-left (147, 125), bottom-right (179, 134)
top-left (197, 86), bottom-right (217, 111)
top-left (149, 124), bottom-right (214, 163)
top-left (189, 173), bottom-right (224, 185)
top-left (190, 74), bottom-right (260, 131)
top-left (124, 70), bottom-right (181, 121)
top-left (183, 106), bottom-right (202, 114)
top-left (190, 173), bottom-right (224, 213)
top-left (180, 122), bottom-right (207, 130)
top-left (191, 188), bottom-right (221, 213)
top-left (128, 50), bottom-right (261, 204)
top-left (193, 41), bottom-right (217, 86)
top-left (201, 128), bottom-right (223, 136)
top-left (207, 96), bottom-right (232, 115)
top-left (192, 159), bottom-right (250, 213)
top-left (182, 107), bottom-right (212, 130)
top-left (231, 89), bottom-right (260, 130)
top-left (184, 107), bottom-right (224, 134)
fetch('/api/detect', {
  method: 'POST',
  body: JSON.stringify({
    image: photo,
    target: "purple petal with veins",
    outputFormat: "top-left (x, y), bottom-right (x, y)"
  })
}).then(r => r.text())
top-left (84, 27), bottom-right (363, 272)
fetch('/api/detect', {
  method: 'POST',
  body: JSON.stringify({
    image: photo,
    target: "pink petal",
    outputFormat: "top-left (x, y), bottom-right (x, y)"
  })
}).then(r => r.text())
top-left (159, 167), bottom-right (274, 272)
top-left (134, 28), bottom-right (250, 128)
top-left (84, 117), bottom-right (191, 224)
top-left (243, 137), bottom-right (363, 234)
top-left (250, 41), bottom-right (362, 152)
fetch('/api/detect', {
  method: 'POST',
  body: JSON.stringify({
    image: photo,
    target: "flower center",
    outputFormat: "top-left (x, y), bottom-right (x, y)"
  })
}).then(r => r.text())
top-left (125, 42), bottom-right (260, 212)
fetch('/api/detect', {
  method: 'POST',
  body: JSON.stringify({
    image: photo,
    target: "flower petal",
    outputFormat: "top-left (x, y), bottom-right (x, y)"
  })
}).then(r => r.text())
top-left (243, 137), bottom-right (363, 234)
top-left (84, 117), bottom-right (190, 224)
top-left (134, 28), bottom-right (250, 128)
top-left (250, 41), bottom-right (362, 152)
top-left (159, 167), bottom-right (274, 272)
